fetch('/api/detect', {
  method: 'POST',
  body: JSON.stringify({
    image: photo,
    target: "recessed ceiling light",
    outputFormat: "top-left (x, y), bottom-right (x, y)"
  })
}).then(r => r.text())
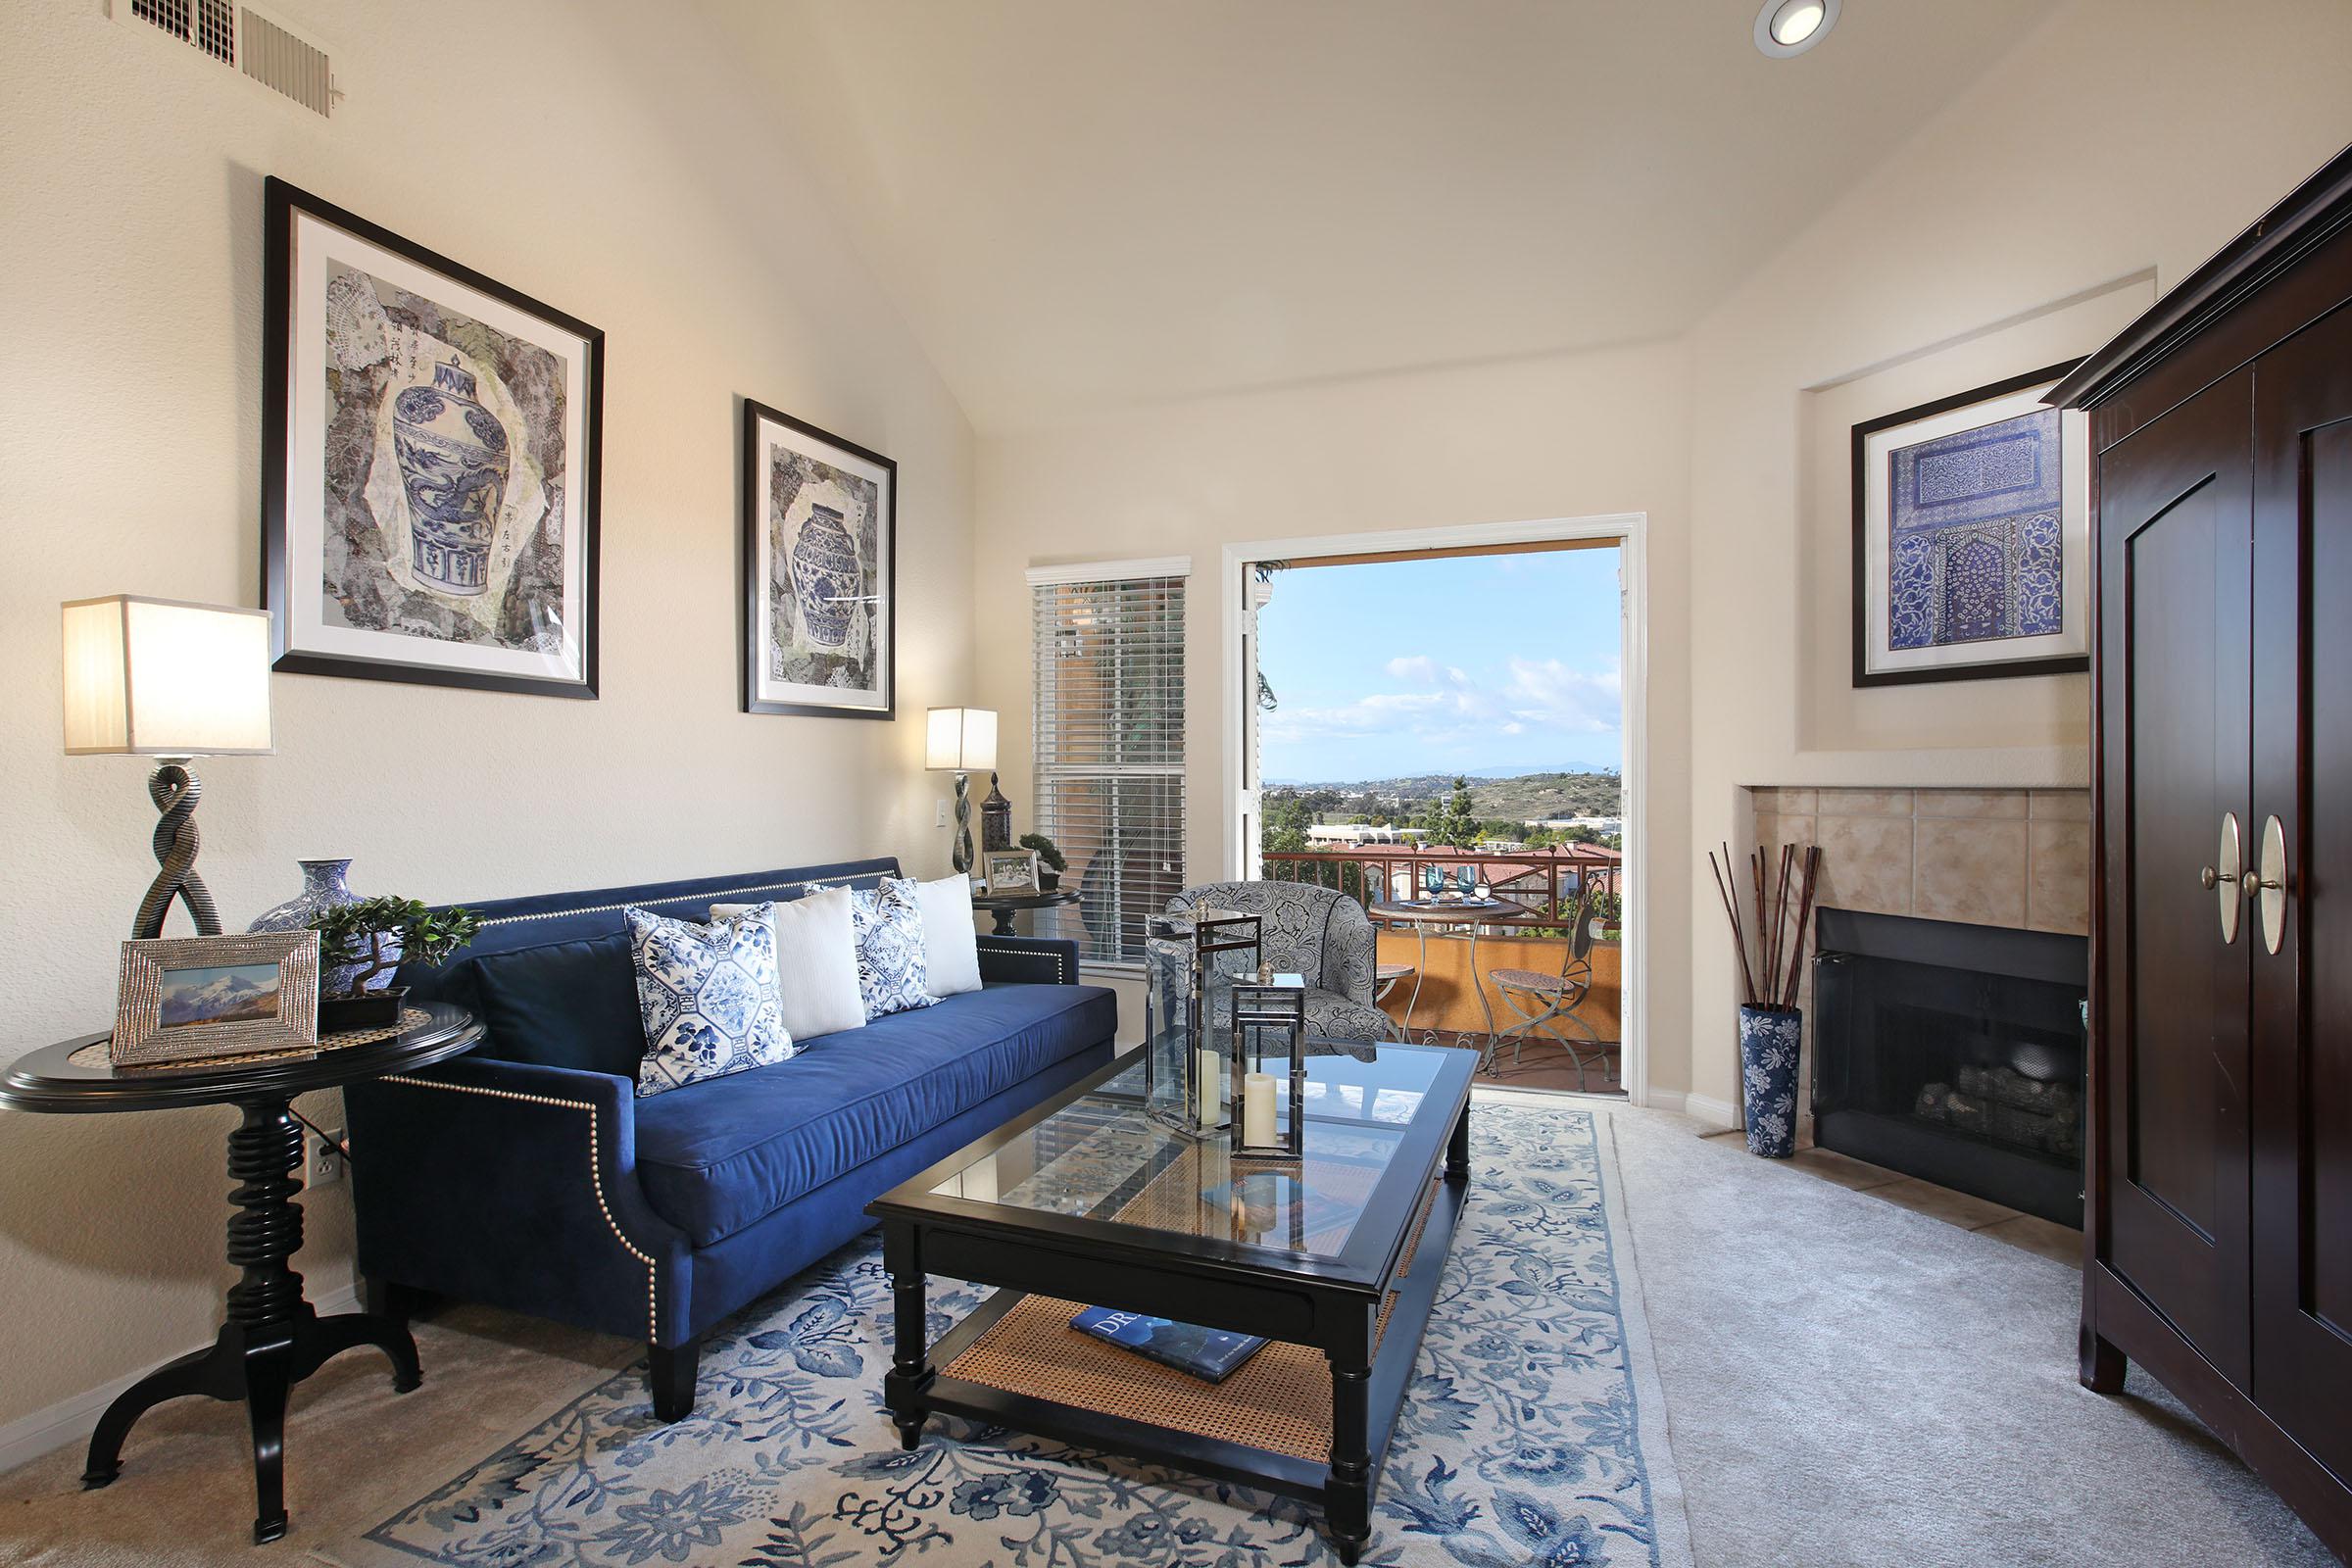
top-left (1755, 0), bottom-right (1840, 57)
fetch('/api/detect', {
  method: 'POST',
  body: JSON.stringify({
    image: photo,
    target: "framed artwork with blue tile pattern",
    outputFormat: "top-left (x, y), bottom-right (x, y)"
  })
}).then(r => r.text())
top-left (1851, 360), bottom-right (2089, 687)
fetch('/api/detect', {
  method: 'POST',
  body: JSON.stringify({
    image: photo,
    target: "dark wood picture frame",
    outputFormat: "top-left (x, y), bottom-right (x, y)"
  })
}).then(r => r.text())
top-left (262, 176), bottom-right (604, 700)
top-left (1850, 358), bottom-right (2088, 688)
top-left (739, 397), bottom-right (897, 719)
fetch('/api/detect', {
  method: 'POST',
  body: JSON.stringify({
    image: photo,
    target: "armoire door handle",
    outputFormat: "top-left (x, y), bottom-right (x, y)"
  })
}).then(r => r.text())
top-left (2214, 810), bottom-right (2245, 946)
top-left (2252, 813), bottom-right (2288, 956)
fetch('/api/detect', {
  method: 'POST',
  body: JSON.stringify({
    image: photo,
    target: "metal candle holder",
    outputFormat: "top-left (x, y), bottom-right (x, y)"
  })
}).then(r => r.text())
top-left (1142, 909), bottom-right (1261, 1138)
top-left (1229, 982), bottom-right (1307, 1157)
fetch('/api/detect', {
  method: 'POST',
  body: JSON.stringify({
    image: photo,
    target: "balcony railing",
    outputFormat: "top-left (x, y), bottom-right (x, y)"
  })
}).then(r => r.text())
top-left (1261, 845), bottom-right (1622, 929)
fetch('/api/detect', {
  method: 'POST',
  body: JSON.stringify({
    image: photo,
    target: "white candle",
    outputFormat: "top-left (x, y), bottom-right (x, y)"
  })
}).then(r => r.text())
top-left (1243, 1072), bottom-right (1276, 1147)
top-left (1196, 1048), bottom-right (1222, 1126)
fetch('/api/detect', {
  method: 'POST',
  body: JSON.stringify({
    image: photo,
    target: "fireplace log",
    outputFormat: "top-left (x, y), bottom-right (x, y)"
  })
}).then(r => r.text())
top-left (1916, 1083), bottom-right (2081, 1160)
top-left (1957, 1062), bottom-right (2081, 1117)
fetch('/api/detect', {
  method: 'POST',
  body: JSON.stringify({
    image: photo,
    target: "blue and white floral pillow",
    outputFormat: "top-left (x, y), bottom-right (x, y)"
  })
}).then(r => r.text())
top-left (624, 904), bottom-right (795, 1097)
top-left (851, 878), bottom-right (938, 1020)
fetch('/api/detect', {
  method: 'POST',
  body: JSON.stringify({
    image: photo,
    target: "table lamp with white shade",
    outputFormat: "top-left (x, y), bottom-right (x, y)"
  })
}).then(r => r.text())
top-left (924, 707), bottom-right (998, 874)
top-left (61, 596), bottom-right (273, 939)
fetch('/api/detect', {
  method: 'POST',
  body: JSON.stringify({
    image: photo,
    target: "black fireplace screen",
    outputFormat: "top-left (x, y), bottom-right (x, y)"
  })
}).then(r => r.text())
top-left (1812, 908), bottom-right (2088, 1227)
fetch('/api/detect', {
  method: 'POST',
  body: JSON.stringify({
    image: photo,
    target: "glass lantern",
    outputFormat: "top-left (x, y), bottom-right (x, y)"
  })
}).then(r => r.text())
top-left (1142, 909), bottom-right (1261, 1137)
top-left (1229, 982), bottom-right (1307, 1157)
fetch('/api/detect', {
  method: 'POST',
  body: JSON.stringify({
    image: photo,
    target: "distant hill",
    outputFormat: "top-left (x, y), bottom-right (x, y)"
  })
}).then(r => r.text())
top-left (1266, 770), bottom-right (1621, 823)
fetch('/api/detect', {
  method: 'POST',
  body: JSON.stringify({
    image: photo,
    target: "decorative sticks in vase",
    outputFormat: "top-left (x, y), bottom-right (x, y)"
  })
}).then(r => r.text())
top-left (1709, 840), bottom-right (1821, 1008)
top-left (1708, 839), bottom-right (1821, 1157)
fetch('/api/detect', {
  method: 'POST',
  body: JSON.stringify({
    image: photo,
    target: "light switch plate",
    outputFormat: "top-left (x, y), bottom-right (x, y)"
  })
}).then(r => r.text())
top-left (935, 798), bottom-right (950, 827)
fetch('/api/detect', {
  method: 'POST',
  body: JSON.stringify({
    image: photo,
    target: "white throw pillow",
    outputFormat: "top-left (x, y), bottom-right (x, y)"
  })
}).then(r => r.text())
top-left (713, 887), bottom-right (866, 1042)
top-left (913, 873), bottom-right (984, 999)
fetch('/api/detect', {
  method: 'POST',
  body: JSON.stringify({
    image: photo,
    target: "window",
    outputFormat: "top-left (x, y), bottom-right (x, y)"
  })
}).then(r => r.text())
top-left (1028, 562), bottom-right (1188, 965)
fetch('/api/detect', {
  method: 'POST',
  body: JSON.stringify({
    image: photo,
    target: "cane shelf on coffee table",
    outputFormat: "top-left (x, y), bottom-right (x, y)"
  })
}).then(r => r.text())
top-left (866, 1038), bottom-right (1476, 1565)
top-left (0, 1001), bottom-right (481, 1544)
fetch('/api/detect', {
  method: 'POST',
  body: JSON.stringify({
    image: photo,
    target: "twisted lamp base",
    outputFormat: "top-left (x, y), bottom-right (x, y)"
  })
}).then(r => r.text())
top-left (132, 760), bottom-right (220, 940)
top-left (952, 771), bottom-right (974, 874)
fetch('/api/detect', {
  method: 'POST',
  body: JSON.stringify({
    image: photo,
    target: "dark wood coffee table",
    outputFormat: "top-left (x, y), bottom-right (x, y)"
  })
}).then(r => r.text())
top-left (867, 1039), bottom-right (1476, 1564)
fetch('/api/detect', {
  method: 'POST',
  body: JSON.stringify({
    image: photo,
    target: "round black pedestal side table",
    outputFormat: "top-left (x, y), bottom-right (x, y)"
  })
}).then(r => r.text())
top-left (0, 1001), bottom-right (481, 1544)
top-left (971, 887), bottom-right (1080, 937)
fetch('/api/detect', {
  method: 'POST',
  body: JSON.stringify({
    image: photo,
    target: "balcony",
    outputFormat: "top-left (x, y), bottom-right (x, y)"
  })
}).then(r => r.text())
top-left (1261, 846), bottom-right (1625, 1095)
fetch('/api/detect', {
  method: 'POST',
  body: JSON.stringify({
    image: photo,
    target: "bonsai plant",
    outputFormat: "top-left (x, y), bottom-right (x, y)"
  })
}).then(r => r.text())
top-left (308, 896), bottom-right (481, 1032)
top-left (1017, 832), bottom-right (1067, 891)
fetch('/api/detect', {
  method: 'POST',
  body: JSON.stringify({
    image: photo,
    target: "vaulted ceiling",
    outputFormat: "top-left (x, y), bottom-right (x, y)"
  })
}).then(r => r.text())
top-left (705, 0), bottom-right (2052, 430)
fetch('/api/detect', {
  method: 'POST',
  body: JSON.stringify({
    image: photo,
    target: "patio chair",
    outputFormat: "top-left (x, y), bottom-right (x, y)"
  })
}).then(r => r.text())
top-left (1487, 882), bottom-right (1609, 1081)
top-left (1167, 881), bottom-right (1396, 1043)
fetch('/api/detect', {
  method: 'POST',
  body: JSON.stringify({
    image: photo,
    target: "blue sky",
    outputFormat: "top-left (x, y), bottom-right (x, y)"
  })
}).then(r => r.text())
top-left (1256, 547), bottom-right (1623, 784)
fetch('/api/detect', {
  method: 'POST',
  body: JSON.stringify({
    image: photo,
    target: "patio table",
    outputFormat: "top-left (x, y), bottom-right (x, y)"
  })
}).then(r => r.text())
top-left (1367, 898), bottom-right (1520, 1045)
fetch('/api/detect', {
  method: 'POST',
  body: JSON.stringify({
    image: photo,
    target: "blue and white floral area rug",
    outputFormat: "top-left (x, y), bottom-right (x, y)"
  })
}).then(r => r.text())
top-left (339, 1103), bottom-right (1690, 1568)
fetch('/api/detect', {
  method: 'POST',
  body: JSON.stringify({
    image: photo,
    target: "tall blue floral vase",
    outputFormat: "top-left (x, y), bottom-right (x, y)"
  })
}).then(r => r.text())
top-left (249, 858), bottom-right (399, 995)
top-left (1738, 1004), bottom-right (1802, 1158)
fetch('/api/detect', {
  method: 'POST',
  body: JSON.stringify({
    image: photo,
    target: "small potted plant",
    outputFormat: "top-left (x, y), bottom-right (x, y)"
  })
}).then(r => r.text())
top-left (1017, 832), bottom-right (1067, 891)
top-left (308, 896), bottom-right (481, 1033)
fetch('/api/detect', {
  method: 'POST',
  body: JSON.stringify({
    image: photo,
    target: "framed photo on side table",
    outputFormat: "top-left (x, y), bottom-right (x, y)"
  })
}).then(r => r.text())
top-left (981, 849), bottom-right (1040, 895)
top-left (1851, 359), bottom-right (2089, 687)
top-left (113, 932), bottom-right (322, 1067)
top-left (741, 399), bottom-right (897, 718)
top-left (263, 177), bottom-right (604, 700)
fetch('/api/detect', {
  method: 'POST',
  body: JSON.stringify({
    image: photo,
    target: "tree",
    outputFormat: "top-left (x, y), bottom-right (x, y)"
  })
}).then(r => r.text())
top-left (1260, 794), bottom-right (1312, 857)
top-left (1420, 776), bottom-right (1480, 849)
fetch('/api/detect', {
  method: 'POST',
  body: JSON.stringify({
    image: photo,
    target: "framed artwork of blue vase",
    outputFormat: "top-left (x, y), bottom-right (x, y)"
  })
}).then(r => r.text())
top-left (1850, 359), bottom-right (2089, 688)
top-left (262, 177), bottom-right (604, 699)
top-left (739, 398), bottom-right (896, 718)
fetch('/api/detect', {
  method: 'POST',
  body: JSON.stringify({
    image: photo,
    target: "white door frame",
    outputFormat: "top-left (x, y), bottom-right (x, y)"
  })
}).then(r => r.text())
top-left (1218, 512), bottom-right (1652, 1106)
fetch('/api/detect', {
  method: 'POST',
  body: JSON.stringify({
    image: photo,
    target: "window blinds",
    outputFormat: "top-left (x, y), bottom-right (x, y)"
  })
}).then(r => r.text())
top-left (1029, 570), bottom-right (1187, 964)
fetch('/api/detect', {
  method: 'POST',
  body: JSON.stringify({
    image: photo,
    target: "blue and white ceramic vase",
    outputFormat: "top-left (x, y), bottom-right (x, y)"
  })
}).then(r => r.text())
top-left (392, 356), bottom-right (509, 596)
top-left (1738, 1003), bottom-right (1802, 1158)
top-left (249, 858), bottom-right (400, 994)
top-left (789, 504), bottom-right (859, 649)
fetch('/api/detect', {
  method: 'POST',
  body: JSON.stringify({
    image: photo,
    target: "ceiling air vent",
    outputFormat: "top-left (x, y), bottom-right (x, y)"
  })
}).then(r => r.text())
top-left (238, 8), bottom-right (330, 117)
top-left (130, 0), bottom-right (234, 63)
top-left (116, 1), bottom-right (333, 119)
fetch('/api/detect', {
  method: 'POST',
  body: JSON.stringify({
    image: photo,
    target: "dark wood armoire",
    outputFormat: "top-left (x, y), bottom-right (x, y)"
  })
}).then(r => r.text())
top-left (2054, 143), bottom-right (2352, 1556)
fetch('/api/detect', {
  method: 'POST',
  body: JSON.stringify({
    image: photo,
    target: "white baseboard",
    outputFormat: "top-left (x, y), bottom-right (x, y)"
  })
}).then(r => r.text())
top-left (1684, 1093), bottom-right (1740, 1129)
top-left (1644, 1089), bottom-right (1740, 1130)
top-left (0, 1281), bottom-right (361, 1477)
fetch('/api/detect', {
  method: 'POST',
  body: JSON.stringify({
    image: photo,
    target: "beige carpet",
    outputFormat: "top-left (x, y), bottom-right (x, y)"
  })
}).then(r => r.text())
top-left (0, 1099), bottom-right (2331, 1566)
top-left (1595, 1102), bottom-right (2334, 1567)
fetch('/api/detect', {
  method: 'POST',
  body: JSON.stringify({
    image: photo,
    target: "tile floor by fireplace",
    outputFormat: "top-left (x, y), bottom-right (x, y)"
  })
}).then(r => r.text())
top-left (1707, 1130), bottom-right (2084, 1266)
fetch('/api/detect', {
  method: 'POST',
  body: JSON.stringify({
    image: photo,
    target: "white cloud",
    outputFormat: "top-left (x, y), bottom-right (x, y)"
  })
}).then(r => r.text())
top-left (1382, 655), bottom-right (1470, 689)
top-left (1500, 658), bottom-right (1621, 735)
top-left (1260, 656), bottom-right (1620, 751)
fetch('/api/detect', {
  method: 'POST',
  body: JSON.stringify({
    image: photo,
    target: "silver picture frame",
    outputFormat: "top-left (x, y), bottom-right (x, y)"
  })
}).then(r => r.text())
top-left (113, 931), bottom-right (322, 1067)
top-left (981, 849), bottom-right (1040, 895)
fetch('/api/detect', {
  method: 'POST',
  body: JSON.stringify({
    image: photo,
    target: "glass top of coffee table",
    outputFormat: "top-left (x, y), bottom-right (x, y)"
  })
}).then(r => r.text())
top-left (897, 1040), bottom-right (1468, 1275)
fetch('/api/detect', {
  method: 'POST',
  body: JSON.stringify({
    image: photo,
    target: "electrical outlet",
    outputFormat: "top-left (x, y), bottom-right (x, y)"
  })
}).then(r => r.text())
top-left (935, 798), bottom-right (950, 827)
top-left (306, 1128), bottom-right (347, 1188)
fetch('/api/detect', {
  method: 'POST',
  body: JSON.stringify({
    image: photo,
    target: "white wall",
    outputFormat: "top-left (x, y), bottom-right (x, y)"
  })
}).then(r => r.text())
top-left (975, 339), bottom-right (1694, 1076)
top-left (972, 0), bottom-right (2352, 1122)
top-left (1681, 0), bottom-right (2352, 1111)
top-left (0, 0), bottom-right (974, 1432)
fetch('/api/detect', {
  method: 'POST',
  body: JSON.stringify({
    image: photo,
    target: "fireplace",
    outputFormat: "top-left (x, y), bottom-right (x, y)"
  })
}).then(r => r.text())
top-left (1811, 908), bottom-right (2088, 1227)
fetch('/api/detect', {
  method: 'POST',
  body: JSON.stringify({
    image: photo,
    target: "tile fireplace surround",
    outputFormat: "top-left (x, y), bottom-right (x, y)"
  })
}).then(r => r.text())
top-left (1750, 787), bottom-right (2089, 938)
top-left (1746, 785), bottom-right (2091, 1144)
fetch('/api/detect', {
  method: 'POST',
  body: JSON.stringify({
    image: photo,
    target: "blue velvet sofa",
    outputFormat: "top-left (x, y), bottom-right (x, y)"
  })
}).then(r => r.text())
top-left (344, 858), bottom-right (1116, 1420)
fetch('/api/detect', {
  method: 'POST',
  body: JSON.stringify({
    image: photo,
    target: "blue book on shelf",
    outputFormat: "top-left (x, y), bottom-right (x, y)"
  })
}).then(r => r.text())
top-left (1068, 1306), bottom-right (1267, 1383)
